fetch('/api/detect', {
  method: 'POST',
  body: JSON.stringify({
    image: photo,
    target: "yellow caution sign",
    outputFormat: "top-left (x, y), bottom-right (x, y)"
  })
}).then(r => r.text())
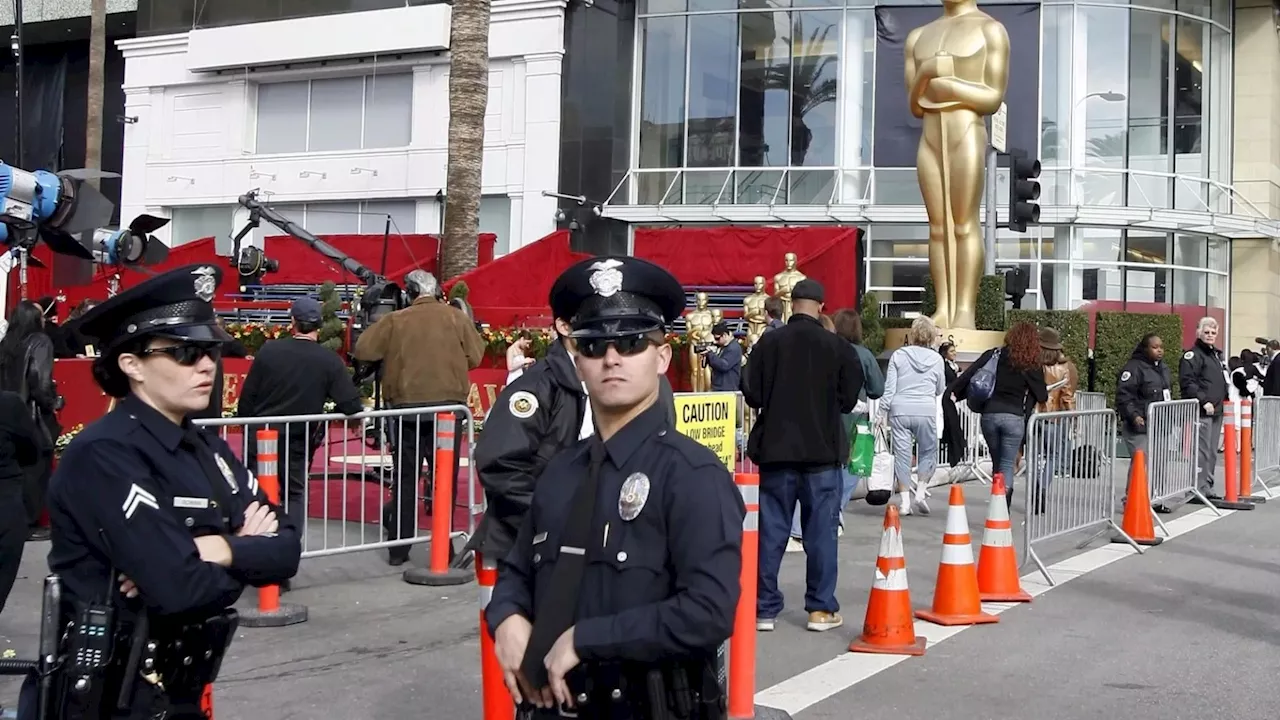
top-left (673, 392), bottom-right (738, 469)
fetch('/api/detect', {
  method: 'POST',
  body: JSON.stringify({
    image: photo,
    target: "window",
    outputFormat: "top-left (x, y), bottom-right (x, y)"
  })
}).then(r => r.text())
top-left (270, 200), bottom-right (418, 235)
top-left (479, 197), bottom-right (513, 256)
top-left (171, 205), bottom-right (235, 246)
top-left (256, 74), bottom-right (413, 154)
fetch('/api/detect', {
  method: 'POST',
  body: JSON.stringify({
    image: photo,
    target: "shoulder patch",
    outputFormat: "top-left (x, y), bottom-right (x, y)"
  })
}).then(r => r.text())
top-left (509, 390), bottom-right (539, 419)
top-left (1184, 351), bottom-right (1194, 360)
top-left (1120, 371), bottom-right (1131, 382)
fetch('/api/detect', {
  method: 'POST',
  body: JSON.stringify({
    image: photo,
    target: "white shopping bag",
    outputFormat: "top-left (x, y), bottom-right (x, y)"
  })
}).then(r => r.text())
top-left (868, 425), bottom-right (895, 494)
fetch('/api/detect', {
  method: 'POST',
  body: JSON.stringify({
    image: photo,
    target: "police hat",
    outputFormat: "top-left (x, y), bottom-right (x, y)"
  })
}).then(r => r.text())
top-left (79, 264), bottom-right (232, 352)
top-left (548, 256), bottom-right (686, 339)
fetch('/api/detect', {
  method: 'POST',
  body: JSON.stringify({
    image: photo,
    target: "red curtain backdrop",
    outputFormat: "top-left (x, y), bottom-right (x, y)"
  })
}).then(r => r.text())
top-left (633, 226), bottom-right (862, 311)
top-left (444, 231), bottom-right (592, 326)
top-left (10, 233), bottom-right (496, 320)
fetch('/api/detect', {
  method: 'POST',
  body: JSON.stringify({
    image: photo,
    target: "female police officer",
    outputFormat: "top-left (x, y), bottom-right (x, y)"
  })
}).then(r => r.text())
top-left (42, 264), bottom-right (301, 719)
top-left (486, 256), bottom-right (745, 720)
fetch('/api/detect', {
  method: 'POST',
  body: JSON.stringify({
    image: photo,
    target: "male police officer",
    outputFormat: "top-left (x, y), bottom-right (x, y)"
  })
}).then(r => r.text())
top-left (466, 296), bottom-right (678, 568)
top-left (486, 256), bottom-right (745, 720)
top-left (1179, 316), bottom-right (1229, 501)
top-left (41, 265), bottom-right (301, 719)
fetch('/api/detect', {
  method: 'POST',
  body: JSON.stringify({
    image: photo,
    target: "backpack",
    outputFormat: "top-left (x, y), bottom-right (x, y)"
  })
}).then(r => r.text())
top-left (965, 349), bottom-right (1001, 412)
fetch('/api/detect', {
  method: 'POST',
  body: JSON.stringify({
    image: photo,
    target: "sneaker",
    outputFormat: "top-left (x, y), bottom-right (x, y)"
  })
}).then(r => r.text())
top-left (837, 525), bottom-right (844, 537)
top-left (785, 537), bottom-right (804, 553)
top-left (757, 618), bottom-right (776, 632)
top-left (912, 490), bottom-right (931, 516)
top-left (806, 611), bottom-right (843, 632)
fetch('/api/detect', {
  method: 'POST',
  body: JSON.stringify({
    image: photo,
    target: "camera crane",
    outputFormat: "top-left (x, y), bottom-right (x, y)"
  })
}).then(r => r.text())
top-left (230, 190), bottom-right (406, 329)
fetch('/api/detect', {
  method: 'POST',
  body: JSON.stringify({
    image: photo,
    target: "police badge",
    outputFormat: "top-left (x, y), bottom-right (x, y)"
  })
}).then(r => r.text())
top-left (214, 454), bottom-right (240, 495)
top-left (192, 266), bottom-right (217, 303)
top-left (618, 472), bottom-right (650, 521)
top-left (588, 259), bottom-right (624, 298)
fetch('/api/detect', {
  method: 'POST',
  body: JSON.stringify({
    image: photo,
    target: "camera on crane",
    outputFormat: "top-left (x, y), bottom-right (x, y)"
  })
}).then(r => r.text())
top-left (236, 245), bottom-right (280, 281)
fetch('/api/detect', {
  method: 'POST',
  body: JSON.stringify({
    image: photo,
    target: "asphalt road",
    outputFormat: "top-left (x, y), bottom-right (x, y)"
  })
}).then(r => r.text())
top-left (1, 459), bottom-right (1271, 720)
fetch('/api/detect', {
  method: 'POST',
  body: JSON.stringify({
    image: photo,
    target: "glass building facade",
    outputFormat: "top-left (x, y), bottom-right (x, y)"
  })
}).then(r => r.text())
top-left (604, 0), bottom-right (1246, 321)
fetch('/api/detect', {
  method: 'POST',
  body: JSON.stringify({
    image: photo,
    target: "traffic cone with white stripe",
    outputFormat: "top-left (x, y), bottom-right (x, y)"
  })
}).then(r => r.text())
top-left (848, 505), bottom-right (927, 656)
top-left (915, 485), bottom-right (999, 626)
top-left (975, 474), bottom-right (1032, 603)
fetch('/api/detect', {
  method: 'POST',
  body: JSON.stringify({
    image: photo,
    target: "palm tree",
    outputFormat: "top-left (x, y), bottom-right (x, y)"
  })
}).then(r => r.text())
top-left (85, 0), bottom-right (107, 189)
top-left (775, 17), bottom-right (837, 167)
top-left (440, 0), bottom-right (492, 280)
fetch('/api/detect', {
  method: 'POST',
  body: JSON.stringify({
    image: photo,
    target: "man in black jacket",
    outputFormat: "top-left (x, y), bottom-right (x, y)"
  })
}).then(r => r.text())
top-left (743, 279), bottom-right (862, 634)
top-left (1179, 317), bottom-right (1228, 500)
top-left (1261, 339), bottom-right (1280, 397)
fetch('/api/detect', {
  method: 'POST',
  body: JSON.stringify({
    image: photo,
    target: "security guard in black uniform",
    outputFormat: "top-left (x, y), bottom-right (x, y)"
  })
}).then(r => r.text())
top-left (486, 256), bottom-right (745, 720)
top-left (36, 264), bottom-right (302, 719)
top-left (1179, 318), bottom-right (1228, 500)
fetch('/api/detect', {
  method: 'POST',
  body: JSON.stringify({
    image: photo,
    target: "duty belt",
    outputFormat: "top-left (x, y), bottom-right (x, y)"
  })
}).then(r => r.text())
top-left (535, 659), bottom-right (725, 720)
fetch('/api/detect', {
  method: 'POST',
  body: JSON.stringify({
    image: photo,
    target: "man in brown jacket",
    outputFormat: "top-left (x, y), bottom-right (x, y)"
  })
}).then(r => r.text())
top-left (354, 269), bottom-right (485, 565)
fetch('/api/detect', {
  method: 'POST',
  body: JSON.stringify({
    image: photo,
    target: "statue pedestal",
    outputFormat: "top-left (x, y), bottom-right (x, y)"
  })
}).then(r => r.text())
top-left (884, 327), bottom-right (1006, 362)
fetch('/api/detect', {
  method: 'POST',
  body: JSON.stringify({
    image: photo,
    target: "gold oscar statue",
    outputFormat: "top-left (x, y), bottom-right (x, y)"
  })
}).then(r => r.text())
top-left (743, 276), bottom-right (769, 346)
top-left (772, 253), bottom-right (806, 321)
top-left (710, 309), bottom-right (724, 327)
top-left (905, 0), bottom-right (1009, 330)
top-left (685, 292), bottom-right (714, 393)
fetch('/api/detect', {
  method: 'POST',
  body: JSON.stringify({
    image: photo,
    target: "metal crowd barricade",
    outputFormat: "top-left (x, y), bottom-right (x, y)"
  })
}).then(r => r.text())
top-left (1144, 399), bottom-right (1217, 535)
top-left (1076, 391), bottom-right (1107, 411)
top-left (1022, 408), bottom-right (1141, 585)
top-left (946, 399), bottom-right (992, 484)
top-left (195, 404), bottom-right (478, 560)
top-left (1251, 395), bottom-right (1280, 495)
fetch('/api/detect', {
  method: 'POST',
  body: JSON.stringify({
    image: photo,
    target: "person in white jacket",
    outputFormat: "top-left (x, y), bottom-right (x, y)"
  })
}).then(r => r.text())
top-left (877, 316), bottom-right (946, 516)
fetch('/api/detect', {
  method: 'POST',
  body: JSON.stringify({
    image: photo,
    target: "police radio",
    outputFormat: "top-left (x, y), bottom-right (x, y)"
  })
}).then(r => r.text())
top-left (57, 569), bottom-right (122, 718)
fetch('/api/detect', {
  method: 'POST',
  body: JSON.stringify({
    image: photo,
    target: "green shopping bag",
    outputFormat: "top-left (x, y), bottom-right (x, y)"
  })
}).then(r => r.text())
top-left (847, 419), bottom-right (875, 476)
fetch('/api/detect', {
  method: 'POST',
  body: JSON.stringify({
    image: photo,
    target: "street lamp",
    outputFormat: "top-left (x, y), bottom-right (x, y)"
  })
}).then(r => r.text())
top-left (1075, 90), bottom-right (1126, 110)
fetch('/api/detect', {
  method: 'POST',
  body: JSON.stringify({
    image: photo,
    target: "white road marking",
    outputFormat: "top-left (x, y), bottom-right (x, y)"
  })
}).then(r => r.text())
top-left (755, 507), bottom-right (1235, 715)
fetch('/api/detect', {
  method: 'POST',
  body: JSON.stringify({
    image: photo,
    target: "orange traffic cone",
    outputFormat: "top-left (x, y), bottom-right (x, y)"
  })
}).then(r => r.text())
top-left (849, 505), bottom-right (927, 656)
top-left (976, 474), bottom-right (1032, 603)
top-left (916, 485), bottom-right (999, 626)
top-left (1113, 449), bottom-right (1164, 546)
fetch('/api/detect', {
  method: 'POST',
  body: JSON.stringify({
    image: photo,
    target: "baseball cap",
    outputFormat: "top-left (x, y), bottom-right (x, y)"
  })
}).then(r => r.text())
top-left (291, 297), bottom-right (323, 324)
top-left (792, 279), bottom-right (825, 304)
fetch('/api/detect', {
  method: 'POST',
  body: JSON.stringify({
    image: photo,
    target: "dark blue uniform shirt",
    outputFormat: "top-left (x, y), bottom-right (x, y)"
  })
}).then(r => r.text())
top-left (486, 400), bottom-right (745, 663)
top-left (47, 394), bottom-right (301, 617)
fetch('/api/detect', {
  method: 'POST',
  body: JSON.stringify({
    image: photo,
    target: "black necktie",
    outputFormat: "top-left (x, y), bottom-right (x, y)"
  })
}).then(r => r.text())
top-left (520, 438), bottom-right (607, 689)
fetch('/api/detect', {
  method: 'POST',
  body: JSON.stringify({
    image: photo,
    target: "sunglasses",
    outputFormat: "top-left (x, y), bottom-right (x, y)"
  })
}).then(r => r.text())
top-left (138, 342), bottom-right (223, 366)
top-left (577, 334), bottom-right (657, 359)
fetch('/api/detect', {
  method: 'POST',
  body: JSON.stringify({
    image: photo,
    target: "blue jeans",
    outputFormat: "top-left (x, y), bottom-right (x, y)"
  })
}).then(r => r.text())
top-left (981, 412), bottom-right (1025, 492)
top-left (791, 469), bottom-right (860, 537)
top-left (760, 466), bottom-right (841, 616)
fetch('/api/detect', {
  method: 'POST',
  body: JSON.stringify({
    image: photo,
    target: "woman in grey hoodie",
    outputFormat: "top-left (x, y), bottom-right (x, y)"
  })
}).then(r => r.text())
top-left (877, 316), bottom-right (946, 516)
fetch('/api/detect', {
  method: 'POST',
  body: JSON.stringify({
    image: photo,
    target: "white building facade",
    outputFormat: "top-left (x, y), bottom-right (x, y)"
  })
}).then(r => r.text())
top-left (116, 2), bottom-right (568, 256)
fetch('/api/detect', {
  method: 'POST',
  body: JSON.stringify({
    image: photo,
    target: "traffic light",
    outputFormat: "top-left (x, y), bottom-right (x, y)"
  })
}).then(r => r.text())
top-left (1007, 149), bottom-right (1041, 233)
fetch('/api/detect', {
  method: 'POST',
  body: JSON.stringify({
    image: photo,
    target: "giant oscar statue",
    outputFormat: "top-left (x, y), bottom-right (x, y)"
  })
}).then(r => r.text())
top-left (905, 0), bottom-right (1009, 332)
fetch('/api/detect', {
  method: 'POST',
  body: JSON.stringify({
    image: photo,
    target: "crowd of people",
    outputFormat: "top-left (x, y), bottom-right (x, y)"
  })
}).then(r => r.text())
top-left (0, 252), bottom-right (1272, 720)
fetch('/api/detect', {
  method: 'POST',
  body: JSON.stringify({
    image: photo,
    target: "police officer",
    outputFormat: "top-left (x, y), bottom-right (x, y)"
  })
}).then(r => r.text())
top-left (42, 264), bottom-right (302, 719)
top-left (486, 256), bottom-right (745, 720)
top-left (1179, 317), bottom-right (1228, 500)
top-left (465, 294), bottom-right (677, 566)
